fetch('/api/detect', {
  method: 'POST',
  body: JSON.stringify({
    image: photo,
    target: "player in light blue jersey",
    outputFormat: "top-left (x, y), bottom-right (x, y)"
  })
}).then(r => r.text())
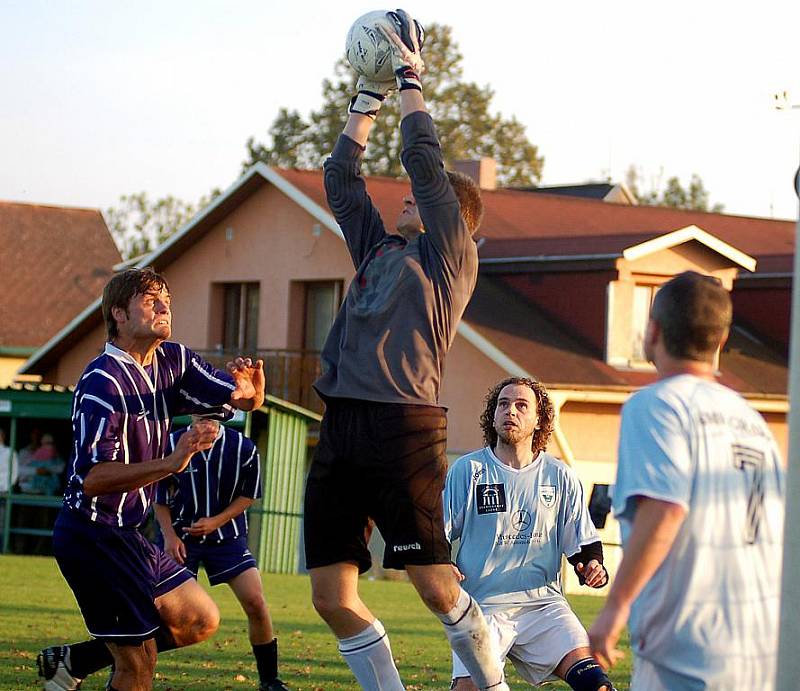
top-left (444, 377), bottom-right (615, 691)
top-left (589, 271), bottom-right (785, 690)
top-left (154, 420), bottom-right (288, 691)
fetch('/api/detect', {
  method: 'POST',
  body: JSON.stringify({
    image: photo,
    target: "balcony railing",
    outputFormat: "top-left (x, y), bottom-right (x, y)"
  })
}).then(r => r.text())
top-left (195, 349), bottom-right (324, 414)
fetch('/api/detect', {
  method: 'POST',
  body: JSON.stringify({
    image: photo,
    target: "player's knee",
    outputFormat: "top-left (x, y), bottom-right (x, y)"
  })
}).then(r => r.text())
top-left (564, 657), bottom-right (613, 691)
top-left (414, 580), bottom-right (458, 615)
top-left (177, 598), bottom-right (220, 645)
top-left (241, 591), bottom-right (269, 620)
top-left (311, 590), bottom-right (345, 622)
top-left (196, 600), bottom-right (221, 640)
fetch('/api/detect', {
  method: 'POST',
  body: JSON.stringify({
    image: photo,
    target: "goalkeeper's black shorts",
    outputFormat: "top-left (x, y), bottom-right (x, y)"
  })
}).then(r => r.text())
top-left (304, 397), bottom-right (451, 573)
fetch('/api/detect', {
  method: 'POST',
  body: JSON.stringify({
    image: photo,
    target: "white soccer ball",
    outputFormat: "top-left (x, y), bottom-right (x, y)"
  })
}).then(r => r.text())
top-left (345, 11), bottom-right (394, 82)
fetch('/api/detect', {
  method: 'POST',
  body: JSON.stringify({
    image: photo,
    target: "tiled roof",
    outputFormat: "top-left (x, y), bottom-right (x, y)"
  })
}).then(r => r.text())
top-left (0, 201), bottom-right (121, 348)
top-left (465, 275), bottom-right (788, 395)
top-left (277, 168), bottom-right (795, 268)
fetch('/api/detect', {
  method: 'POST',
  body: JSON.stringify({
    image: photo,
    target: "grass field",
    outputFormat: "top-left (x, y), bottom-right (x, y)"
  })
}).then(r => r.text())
top-left (0, 555), bottom-right (631, 690)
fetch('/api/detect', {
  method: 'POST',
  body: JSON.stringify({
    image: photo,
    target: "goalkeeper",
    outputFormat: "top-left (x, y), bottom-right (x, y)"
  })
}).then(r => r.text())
top-left (303, 9), bottom-right (509, 691)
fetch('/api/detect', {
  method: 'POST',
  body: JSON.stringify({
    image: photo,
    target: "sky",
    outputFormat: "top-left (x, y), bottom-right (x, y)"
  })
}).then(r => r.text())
top-left (2, 0), bottom-right (800, 222)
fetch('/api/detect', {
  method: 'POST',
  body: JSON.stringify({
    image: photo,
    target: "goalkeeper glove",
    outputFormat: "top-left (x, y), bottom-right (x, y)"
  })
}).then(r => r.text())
top-left (348, 75), bottom-right (396, 120)
top-left (377, 8), bottom-right (425, 92)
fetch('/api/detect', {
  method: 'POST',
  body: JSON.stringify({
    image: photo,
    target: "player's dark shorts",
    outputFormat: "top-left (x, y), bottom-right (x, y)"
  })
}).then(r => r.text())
top-left (53, 508), bottom-right (192, 644)
top-left (181, 535), bottom-right (257, 586)
top-left (304, 398), bottom-right (451, 572)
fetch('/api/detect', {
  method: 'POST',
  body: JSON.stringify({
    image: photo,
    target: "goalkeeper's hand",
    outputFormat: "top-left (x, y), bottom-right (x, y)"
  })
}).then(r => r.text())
top-left (348, 75), bottom-right (396, 120)
top-left (377, 8), bottom-right (424, 92)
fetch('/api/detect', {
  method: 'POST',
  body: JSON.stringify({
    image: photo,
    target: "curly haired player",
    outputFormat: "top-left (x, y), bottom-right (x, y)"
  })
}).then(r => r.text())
top-left (444, 377), bottom-right (615, 691)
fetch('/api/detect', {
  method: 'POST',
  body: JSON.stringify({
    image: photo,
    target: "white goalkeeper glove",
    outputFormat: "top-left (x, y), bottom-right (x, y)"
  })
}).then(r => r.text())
top-left (348, 75), bottom-right (396, 119)
top-left (376, 8), bottom-right (425, 92)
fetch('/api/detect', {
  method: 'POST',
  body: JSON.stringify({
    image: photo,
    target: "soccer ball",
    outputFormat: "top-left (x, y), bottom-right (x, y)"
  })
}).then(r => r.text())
top-left (345, 11), bottom-right (394, 82)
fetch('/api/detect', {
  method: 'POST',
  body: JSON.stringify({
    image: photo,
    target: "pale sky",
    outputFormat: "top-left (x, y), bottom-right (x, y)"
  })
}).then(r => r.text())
top-left (2, 0), bottom-right (799, 221)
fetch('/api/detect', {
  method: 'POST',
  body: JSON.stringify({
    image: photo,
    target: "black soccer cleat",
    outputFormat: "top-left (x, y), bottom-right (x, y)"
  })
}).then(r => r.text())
top-left (37, 645), bottom-right (83, 690)
top-left (259, 679), bottom-right (290, 691)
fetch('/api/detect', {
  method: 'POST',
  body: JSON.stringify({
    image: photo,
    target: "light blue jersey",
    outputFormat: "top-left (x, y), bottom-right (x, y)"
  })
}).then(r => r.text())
top-left (443, 447), bottom-right (598, 608)
top-left (615, 374), bottom-right (784, 688)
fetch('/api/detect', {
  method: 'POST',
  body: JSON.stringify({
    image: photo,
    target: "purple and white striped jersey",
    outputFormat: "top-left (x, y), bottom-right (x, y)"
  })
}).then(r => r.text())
top-left (64, 342), bottom-right (236, 527)
top-left (155, 426), bottom-right (261, 543)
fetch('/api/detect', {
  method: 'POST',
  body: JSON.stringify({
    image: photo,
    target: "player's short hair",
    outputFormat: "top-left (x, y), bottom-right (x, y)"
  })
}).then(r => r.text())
top-left (480, 376), bottom-right (555, 455)
top-left (650, 271), bottom-right (732, 363)
top-left (102, 267), bottom-right (169, 340)
top-left (446, 170), bottom-right (484, 235)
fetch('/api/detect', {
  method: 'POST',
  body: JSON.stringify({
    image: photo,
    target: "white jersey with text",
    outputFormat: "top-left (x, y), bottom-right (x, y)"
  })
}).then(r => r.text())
top-left (615, 374), bottom-right (785, 687)
top-left (443, 447), bottom-right (598, 608)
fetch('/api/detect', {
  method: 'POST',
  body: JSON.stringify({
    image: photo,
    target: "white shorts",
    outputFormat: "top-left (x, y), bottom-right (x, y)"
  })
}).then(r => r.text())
top-left (452, 600), bottom-right (589, 685)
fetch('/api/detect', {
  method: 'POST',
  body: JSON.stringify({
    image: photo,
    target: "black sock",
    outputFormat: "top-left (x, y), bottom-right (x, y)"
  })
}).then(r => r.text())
top-left (252, 638), bottom-right (278, 681)
top-left (67, 640), bottom-right (113, 678)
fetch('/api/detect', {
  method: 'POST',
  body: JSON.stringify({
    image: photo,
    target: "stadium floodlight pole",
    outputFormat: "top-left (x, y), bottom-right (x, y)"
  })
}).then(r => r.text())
top-left (776, 89), bottom-right (800, 691)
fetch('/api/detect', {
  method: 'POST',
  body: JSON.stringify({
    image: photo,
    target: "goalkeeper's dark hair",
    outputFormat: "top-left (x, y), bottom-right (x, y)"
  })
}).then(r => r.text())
top-left (446, 170), bottom-right (484, 235)
top-left (650, 271), bottom-right (732, 363)
top-left (479, 376), bottom-right (555, 455)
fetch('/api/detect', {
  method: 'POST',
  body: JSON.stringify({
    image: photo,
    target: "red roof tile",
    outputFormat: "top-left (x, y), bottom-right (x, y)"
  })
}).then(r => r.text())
top-left (276, 168), bottom-right (795, 267)
top-left (0, 201), bottom-right (121, 348)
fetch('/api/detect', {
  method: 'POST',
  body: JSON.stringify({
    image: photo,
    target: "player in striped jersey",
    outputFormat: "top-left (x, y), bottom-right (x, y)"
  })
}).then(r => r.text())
top-left (588, 272), bottom-right (785, 689)
top-left (153, 419), bottom-right (288, 690)
top-left (38, 267), bottom-right (265, 691)
top-left (444, 378), bottom-right (615, 691)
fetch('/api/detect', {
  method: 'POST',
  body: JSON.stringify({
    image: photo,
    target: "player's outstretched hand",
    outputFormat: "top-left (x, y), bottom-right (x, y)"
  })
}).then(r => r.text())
top-left (227, 357), bottom-right (265, 411)
top-left (377, 9), bottom-right (424, 91)
top-left (575, 559), bottom-right (609, 588)
top-left (187, 516), bottom-right (223, 537)
top-left (169, 420), bottom-right (218, 473)
top-left (588, 602), bottom-right (628, 670)
top-left (163, 531), bottom-right (187, 565)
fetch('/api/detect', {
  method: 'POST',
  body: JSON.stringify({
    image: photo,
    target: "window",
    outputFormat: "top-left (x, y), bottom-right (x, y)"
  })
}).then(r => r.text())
top-left (304, 282), bottom-right (343, 351)
top-left (222, 283), bottom-right (259, 352)
top-left (631, 284), bottom-right (657, 362)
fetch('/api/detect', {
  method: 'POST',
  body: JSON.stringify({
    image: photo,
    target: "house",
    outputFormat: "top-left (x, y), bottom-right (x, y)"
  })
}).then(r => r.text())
top-left (0, 201), bottom-right (121, 385)
top-left (18, 165), bottom-right (794, 586)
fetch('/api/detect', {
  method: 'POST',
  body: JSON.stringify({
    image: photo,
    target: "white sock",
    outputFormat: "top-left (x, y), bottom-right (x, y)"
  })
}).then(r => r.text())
top-left (437, 589), bottom-right (507, 691)
top-left (338, 619), bottom-right (405, 691)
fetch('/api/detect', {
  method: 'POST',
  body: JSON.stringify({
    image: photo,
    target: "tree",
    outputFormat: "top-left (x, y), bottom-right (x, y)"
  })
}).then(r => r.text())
top-left (105, 190), bottom-right (219, 260)
top-left (625, 165), bottom-right (724, 212)
top-left (243, 24), bottom-right (544, 186)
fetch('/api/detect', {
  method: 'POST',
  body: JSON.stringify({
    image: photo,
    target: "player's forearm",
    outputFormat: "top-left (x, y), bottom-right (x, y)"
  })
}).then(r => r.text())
top-left (343, 113), bottom-right (374, 147)
top-left (83, 454), bottom-right (187, 497)
top-left (211, 496), bottom-right (255, 527)
top-left (400, 88), bottom-right (426, 119)
top-left (154, 503), bottom-right (178, 537)
top-left (605, 497), bottom-right (687, 608)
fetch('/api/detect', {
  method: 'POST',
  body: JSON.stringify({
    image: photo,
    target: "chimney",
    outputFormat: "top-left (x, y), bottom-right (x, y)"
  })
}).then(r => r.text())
top-left (452, 158), bottom-right (497, 190)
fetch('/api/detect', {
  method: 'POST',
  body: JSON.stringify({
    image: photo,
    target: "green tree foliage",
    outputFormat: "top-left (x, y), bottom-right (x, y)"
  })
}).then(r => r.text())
top-left (105, 190), bottom-right (219, 260)
top-left (625, 165), bottom-right (724, 212)
top-left (243, 24), bottom-right (544, 186)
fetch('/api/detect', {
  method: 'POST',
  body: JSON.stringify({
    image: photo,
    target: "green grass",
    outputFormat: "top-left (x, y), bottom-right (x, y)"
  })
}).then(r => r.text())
top-left (0, 555), bottom-right (631, 690)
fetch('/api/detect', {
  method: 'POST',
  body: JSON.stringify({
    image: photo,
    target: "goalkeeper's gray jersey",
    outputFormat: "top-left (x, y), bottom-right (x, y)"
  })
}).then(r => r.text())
top-left (615, 374), bottom-right (784, 686)
top-left (443, 447), bottom-right (598, 608)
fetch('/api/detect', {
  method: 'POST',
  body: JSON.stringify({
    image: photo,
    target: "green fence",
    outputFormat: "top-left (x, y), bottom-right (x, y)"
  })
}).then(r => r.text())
top-left (249, 396), bottom-right (320, 574)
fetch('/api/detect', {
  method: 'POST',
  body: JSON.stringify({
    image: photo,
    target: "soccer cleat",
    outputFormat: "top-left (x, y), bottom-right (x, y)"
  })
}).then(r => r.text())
top-left (37, 645), bottom-right (83, 690)
top-left (259, 679), bottom-right (290, 691)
